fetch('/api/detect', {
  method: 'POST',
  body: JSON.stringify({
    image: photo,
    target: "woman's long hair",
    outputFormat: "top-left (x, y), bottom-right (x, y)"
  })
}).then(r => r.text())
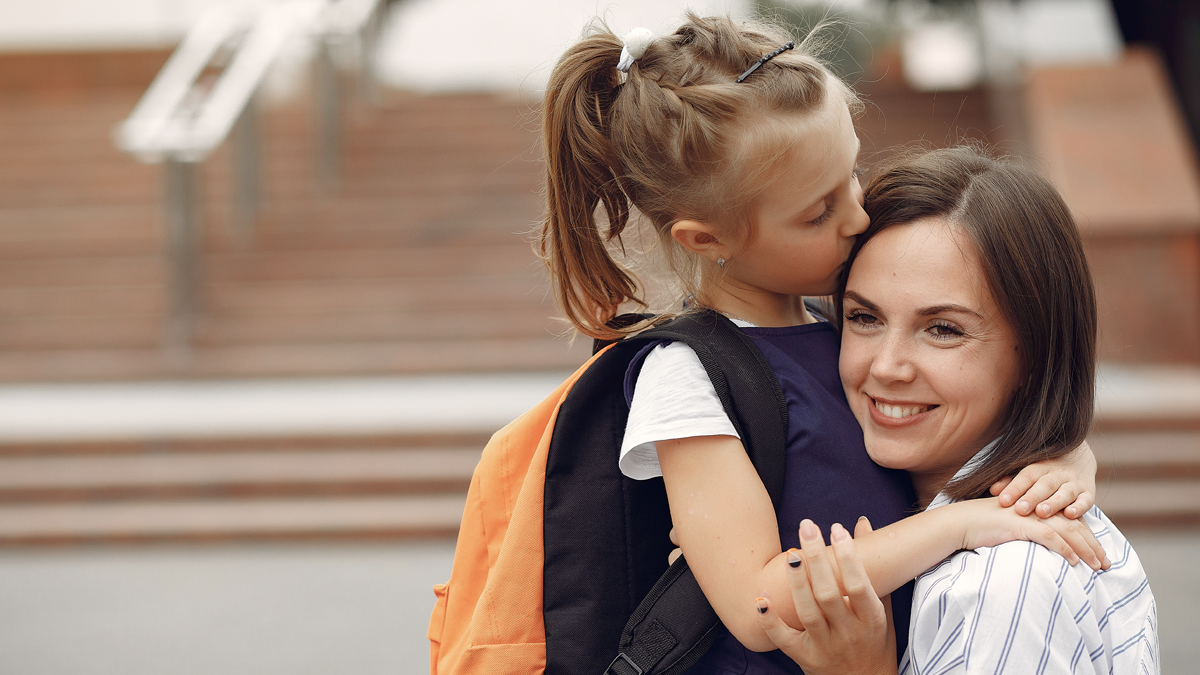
top-left (842, 145), bottom-right (1098, 501)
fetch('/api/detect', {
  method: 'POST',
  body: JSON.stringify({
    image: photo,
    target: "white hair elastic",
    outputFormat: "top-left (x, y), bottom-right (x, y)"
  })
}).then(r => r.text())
top-left (617, 27), bottom-right (654, 73)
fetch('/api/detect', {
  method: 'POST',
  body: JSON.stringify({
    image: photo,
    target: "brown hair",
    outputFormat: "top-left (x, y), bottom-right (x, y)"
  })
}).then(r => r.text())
top-left (842, 145), bottom-right (1097, 501)
top-left (538, 13), bottom-right (850, 339)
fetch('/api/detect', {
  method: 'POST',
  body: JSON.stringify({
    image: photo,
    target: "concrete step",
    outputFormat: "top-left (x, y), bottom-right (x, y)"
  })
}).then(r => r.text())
top-left (0, 494), bottom-right (467, 544)
top-left (0, 446), bottom-right (481, 502)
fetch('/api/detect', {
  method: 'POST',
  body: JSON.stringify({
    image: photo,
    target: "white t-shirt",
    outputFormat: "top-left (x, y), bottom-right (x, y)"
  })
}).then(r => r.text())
top-left (618, 321), bottom-right (755, 479)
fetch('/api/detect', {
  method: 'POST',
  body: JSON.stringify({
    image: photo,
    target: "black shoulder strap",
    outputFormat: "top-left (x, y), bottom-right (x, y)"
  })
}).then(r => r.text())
top-left (604, 310), bottom-right (789, 675)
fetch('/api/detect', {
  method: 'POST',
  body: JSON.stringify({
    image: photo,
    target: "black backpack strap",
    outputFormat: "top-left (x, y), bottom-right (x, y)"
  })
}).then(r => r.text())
top-left (605, 310), bottom-right (789, 675)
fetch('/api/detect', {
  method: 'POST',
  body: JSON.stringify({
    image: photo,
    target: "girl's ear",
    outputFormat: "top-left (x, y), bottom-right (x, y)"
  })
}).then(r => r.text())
top-left (671, 220), bottom-right (732, 263)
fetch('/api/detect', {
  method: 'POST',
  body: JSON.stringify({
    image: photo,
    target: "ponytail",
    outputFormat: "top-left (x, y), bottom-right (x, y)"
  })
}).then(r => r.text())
top-left (539, 31), bottom-right (645, 340)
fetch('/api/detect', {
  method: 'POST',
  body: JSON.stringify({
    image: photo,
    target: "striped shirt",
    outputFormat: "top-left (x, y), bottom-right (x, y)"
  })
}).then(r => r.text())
top-left (899, 500), bottom-right (1159, 675)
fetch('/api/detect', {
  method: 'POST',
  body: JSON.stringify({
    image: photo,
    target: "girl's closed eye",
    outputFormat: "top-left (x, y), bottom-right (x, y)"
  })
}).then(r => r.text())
top-left (810, 201), bottom-right (834, 226)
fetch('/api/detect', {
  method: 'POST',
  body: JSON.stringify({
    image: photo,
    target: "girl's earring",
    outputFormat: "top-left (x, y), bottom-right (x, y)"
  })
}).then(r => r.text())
top-left (717, 257), bottom-right (726, 269)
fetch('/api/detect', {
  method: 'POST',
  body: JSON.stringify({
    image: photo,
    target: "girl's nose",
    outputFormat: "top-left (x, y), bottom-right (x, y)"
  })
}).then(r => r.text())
top-left (842, 199), bottom-right (870, 237)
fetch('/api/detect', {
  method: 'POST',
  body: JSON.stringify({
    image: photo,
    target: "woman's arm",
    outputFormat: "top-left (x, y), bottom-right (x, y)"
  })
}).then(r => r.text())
top-left (657, 436), bottom-right (1106, 652)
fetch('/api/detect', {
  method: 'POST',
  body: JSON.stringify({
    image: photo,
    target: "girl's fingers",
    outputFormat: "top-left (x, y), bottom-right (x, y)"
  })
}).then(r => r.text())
top-left (1045, 515), bottom-right (1109, 570)
top-left (1033, 483), bottom-right (1082, 519)
top-left (1007, 467), bottom-right (1058, 516)
top-left (990, 476), bottom-right (1014, 500)
top-left (1066, 492), bottom-right (1094, 520)
top-left (829, 523), bottom-right (885, 624)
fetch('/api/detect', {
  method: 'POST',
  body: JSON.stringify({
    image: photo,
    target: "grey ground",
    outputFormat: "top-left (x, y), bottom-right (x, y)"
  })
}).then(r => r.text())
top-left (0, 528), bottom-right (1194, 674)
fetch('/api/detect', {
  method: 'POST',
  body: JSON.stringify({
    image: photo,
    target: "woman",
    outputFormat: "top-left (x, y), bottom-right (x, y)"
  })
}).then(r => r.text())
top-left (756, 146), bottom-right (1159, 674)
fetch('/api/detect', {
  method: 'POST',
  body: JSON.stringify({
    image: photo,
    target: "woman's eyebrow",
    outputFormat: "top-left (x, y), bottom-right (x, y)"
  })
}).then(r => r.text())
top-left (842, 291), bottom-right (878, 311)
top-left (917, 304), bottom-right (984, 319)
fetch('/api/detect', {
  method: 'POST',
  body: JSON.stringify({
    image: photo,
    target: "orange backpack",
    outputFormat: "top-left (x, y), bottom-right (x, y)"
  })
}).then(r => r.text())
top-left (428, 312), bottom-right (788, 675)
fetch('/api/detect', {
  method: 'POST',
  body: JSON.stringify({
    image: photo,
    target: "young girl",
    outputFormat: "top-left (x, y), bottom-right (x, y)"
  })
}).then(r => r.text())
top-left (539, 14), bottom-right (1100, 672)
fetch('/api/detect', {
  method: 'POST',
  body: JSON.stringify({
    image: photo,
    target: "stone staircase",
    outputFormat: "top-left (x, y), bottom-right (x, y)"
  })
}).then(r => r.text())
top-left (0, 49), bottom-right (1195, 544)
top-left (0, 50), bottom-right (590, 382)
top-left (0, 434), bottom-right (482, 544)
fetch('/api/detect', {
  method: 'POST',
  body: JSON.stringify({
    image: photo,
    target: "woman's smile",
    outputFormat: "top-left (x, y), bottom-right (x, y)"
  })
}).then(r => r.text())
top-left (868, 397), bottom-right (939, 425)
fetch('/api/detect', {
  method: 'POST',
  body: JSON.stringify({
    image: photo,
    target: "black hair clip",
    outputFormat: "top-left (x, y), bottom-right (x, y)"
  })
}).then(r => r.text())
top-left (736, 41), bottom-right (796, 83)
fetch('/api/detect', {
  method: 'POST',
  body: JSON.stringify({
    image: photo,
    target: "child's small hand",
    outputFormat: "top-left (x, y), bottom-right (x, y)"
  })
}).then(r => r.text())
top-left (990, 440), bottom-right (1096, 519)
top-left (958, 497), bottom-right (1109, 570)
top-left (754, 518), bottom-right (897, 675)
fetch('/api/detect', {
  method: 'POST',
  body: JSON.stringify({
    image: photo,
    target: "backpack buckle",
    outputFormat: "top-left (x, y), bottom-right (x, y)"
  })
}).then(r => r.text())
top-left (605, 652), bottom-right (644, 675)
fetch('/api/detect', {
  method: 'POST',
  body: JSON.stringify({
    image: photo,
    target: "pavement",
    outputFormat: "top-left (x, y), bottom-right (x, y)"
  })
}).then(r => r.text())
top-left (0, 362), bottom-right (1194, 673)
top-left (0, 531), bottom-right (1195, 674)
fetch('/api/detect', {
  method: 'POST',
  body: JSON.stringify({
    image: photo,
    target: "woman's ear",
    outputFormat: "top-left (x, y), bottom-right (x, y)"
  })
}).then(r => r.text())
top-left (671, 220), bottom-right (731, 264)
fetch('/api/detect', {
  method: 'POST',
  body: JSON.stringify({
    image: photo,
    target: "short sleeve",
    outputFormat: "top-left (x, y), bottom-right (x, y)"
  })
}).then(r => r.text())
top-left (619, 341), bottom-right (739, 480)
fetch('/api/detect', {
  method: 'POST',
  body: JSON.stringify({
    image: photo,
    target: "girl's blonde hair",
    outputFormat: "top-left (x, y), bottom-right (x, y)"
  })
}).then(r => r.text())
top-left (539, 13), bottom-right (851, 339)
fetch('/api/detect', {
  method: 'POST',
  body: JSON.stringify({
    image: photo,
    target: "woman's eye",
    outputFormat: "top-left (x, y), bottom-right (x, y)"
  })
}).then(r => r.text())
top-left (928, 322), bottom-right (964, 338)
top-left (845, 310), bottom-right (878, 327)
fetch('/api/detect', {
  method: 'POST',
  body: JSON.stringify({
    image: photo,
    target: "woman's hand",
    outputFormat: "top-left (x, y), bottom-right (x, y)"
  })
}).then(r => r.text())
top-left (667, 527), bottom-right (682, 565)
top-left (755, 518), bottom-right (898, 675)
top-left (990, 440), bottom-right (1096, 519)
top-left (956, 497), bottom-right (1109, 570)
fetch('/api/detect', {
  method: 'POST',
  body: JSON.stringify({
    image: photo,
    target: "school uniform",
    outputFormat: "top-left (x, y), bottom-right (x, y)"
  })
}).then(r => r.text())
top-left (622, 319), bottom-right (918, 674)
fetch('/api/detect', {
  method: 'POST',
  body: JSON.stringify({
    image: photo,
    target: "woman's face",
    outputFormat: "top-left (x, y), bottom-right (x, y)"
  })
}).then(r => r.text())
top-left (838, 217), bottom-right (1024, 502)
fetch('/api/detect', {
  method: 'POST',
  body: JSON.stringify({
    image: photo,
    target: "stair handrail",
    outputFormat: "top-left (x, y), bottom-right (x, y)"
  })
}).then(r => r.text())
top-left (113, 0), bottom-right (386, 351)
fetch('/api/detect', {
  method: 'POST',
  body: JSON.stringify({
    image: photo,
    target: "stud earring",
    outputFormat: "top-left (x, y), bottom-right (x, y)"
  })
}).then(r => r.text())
top-left (717, 257), bottom-right (726, 269)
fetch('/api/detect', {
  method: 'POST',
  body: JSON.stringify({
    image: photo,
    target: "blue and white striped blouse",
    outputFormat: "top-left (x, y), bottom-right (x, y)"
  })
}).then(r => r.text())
top-left (899, 494), bottom-right (1159, 674)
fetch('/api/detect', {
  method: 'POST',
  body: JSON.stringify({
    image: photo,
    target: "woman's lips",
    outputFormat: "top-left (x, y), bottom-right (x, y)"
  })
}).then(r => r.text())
top-left (868, 397), bottom-right (938, 428)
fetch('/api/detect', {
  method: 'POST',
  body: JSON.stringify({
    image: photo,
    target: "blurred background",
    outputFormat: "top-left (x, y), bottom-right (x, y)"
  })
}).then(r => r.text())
top-left (0, 0), bottom-right (1196, 672)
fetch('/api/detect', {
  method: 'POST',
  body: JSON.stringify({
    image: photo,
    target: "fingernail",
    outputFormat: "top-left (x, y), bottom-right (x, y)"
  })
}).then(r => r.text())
top-left (800, 519), bottom-right (819, 540)
top-left (787, 549), bottom-right (802, 568)
top-left (1067, 507), bottom-right (1078, 518)
top-left (999, 494), bottom-right (1012, 506)
top-left (756, 597), bottom-right (768, 614)
top-left (1093, 556), bottom-right (1102, 570)
top-left (831, 523), bottom-right (849, 542)
top-left (1017, 500), bottom-right (1030, 513)
top-left (857, 515), bottom-right (869, 523)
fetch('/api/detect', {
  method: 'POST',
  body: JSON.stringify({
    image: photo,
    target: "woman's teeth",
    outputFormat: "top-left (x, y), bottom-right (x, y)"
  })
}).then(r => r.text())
top-left (874, 400), bottom-right (931, 419)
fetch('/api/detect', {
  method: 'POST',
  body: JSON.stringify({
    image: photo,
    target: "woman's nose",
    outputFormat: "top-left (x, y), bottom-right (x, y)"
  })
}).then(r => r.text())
top-left (869, 332), bottom-right (916, 384)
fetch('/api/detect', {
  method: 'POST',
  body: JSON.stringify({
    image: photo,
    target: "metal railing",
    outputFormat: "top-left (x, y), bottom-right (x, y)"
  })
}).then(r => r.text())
top-left (115, 0), bottom-right (386, 351)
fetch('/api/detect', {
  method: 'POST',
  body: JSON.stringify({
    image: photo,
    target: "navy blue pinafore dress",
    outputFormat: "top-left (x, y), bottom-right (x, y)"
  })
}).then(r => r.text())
top-left (626, 321), bottom-right (917, 674)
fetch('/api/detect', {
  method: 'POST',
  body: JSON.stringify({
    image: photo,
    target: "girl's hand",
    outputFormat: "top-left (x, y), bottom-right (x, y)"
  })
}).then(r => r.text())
top-left (957, 497), bottom-right (1109, 570)
top-left (755, 518), bottom-right (898, 675)
top-left (990, 440), bottom-right (1096, 519)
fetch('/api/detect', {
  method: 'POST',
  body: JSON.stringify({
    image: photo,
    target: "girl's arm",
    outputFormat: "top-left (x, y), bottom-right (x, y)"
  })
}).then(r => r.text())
top-left (659, 436), bottom-right (1107, 652)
